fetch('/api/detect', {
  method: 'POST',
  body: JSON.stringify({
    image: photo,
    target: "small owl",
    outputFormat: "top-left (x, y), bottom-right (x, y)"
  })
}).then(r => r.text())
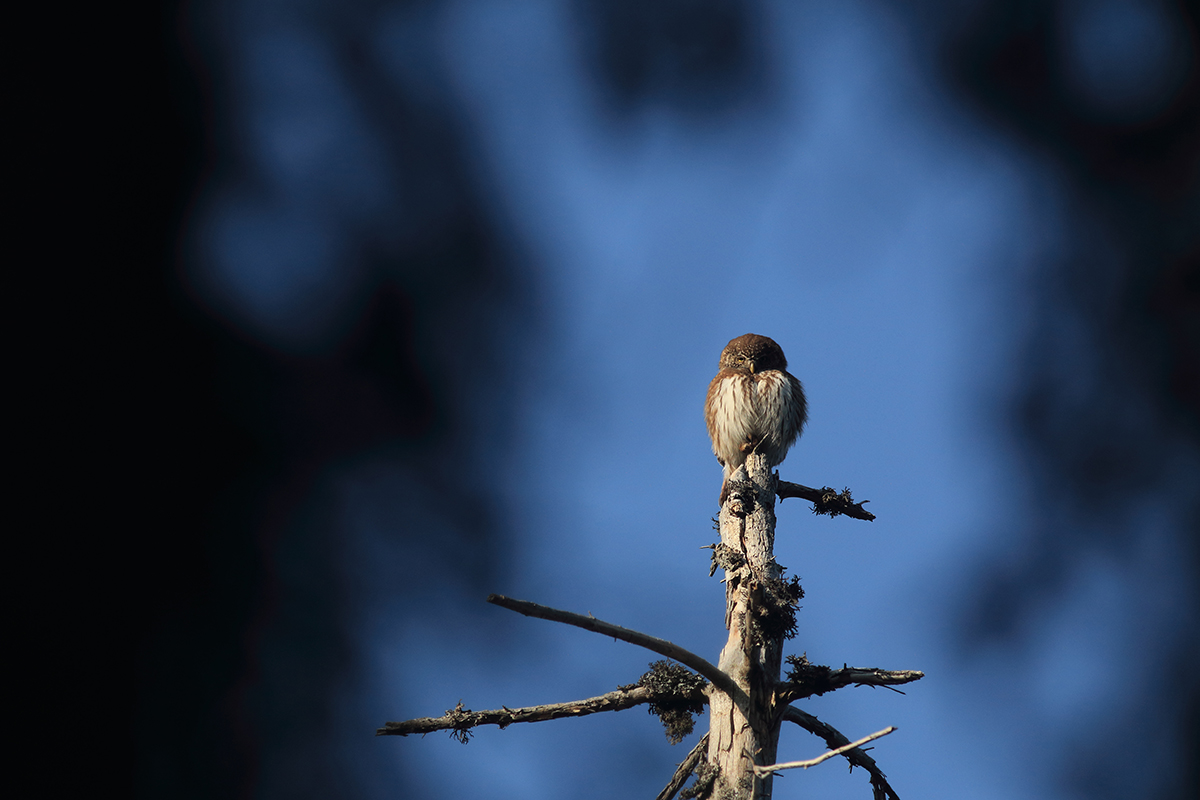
top-left (705, 334), bottom-right (807, 499)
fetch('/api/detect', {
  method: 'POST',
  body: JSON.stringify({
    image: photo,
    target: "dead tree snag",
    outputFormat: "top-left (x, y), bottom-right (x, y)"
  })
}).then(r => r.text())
top-left (378, 455), bottom-right (921, 799)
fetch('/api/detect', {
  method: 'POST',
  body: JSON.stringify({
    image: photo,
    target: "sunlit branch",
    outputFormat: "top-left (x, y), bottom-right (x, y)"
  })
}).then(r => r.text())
top-left (755, 726), bottom-right (896, 776)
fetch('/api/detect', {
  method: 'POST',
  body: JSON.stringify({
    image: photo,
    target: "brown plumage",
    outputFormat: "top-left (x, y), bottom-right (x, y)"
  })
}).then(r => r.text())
top-left (704, 334), bottom-right (807, 500)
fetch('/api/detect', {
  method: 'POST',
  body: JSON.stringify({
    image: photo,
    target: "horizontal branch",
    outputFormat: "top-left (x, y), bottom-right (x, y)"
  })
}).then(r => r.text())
top-left (777, 481), bottom-right (875, 521)
top-left (655, 733), bottom-right (710, 800)
top-left (755, 726), bottom-right (896, 776)
top-left (487, 595), bottom-right (742, 701)
top-left (377, 685), bottom-right (661, 738)
top-left (780, 658), bottom-right (925, 702)
top-left (782, 707), bottom-right (900, 800)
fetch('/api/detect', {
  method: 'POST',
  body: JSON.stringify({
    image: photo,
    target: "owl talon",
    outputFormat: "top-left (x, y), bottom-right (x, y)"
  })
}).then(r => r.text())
top-left (738, 438), bottom-right (760, 454)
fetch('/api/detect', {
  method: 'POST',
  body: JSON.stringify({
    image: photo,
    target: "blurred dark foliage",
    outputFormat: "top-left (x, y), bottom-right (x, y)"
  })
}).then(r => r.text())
top-left (21, 0), bottom-right (524, 796)
top-left (14, 0), bottom-right (768, 798)
top-left (572, 0), bottom-right (771, 117)
top-left (938, 1), bottom-right (1200, 798)
top-left (130, 8), bottom-right (527, 800)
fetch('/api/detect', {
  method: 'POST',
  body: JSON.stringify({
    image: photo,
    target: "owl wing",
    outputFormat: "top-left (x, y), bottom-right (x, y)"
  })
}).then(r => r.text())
top-left (753, 370), bottom-right (808, 466)
top-left (705, 369), bottom-right (756, 469)
top-left (782, 371), bottom-right (807, 443)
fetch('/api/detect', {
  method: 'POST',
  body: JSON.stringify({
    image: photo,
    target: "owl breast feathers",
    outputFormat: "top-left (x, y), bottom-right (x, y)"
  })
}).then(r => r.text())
top-left (705, 333), bottom-right (807, 478)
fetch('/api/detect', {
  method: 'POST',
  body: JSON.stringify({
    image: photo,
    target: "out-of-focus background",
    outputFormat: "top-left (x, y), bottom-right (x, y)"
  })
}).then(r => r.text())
top-left (73, 1), bottom-right (1198, 798)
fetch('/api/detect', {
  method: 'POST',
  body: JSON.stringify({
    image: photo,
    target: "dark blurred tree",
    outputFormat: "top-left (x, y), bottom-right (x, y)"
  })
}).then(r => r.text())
top-left (98, 1), bottom-right (779, 797)
top-left (36, 0), bottom-right (814, 796)
top-left (937, 1), bottom-right (1199, 798)
top-left (572, 0), bottom-right (772, 117)
top-left (89, 1), bottom-right (534, 797)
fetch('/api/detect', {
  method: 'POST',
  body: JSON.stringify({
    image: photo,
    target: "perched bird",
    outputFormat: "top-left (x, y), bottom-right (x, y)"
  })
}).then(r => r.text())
top-left (704, 334), bottom-right (807, 500)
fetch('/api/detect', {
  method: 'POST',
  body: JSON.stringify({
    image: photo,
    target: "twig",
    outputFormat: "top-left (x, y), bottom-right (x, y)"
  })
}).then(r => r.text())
top-left (487, 595), bottom-right (742, 701)
top-left (777, 481), bottom-right (875, 521)
top-left (754, 727), bottom-right (896, 776)
top-left (655, 733), bottom-right (710, 800)
top-left (377, 685), bottom-right (668, 737)
top-left (781, 707), bottom-right (901, 800)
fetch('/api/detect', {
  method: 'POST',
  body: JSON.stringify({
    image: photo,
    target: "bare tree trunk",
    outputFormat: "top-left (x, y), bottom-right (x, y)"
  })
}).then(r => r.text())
top-left (378, 446), bottom-right (916, 798)
top-left (707, 452), bottom-right (784, 799)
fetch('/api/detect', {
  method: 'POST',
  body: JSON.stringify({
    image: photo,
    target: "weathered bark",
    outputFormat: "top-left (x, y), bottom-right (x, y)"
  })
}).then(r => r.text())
top-left (377, 452), bottom-right (915, 798)
top-left (707, 452), bottom-right (784, 799)
top-left (377, 686), bottom-right (663, 738)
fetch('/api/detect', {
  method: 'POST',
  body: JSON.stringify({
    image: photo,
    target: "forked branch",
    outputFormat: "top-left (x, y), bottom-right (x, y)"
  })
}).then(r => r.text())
top-left (782, 707), bottom-right (901, 800)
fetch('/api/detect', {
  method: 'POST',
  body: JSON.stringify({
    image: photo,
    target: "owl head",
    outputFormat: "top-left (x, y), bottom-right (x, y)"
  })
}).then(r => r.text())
top-left (717, 333), bottom-right (788, 374)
